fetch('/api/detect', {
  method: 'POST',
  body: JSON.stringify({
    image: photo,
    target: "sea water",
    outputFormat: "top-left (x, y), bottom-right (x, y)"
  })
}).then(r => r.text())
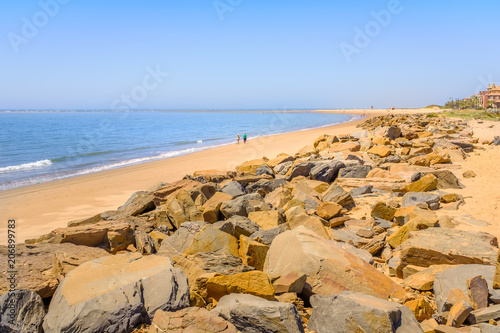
top-left (0, 111), bottom-right (356, 190)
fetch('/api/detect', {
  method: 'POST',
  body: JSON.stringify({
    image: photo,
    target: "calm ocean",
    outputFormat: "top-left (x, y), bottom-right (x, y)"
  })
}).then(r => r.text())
top-left (0, 111), bottom-right (356, 190)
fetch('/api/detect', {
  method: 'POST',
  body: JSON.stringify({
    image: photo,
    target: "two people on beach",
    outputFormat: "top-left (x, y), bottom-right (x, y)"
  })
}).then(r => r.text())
top-left (236, 133), bottom-right (247, 144)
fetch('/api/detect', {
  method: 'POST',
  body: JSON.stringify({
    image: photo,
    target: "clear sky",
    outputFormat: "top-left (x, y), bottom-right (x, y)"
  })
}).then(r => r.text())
top-left (0, 0), bottom-right (499, 110)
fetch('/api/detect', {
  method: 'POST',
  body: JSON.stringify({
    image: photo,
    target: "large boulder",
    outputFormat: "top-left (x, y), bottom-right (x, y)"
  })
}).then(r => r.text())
top-left (421, 170), bottom-right (464, 189)
top-left (248, 210), bottom-right (285, 230)
top-left (0, 290), bottom-right (45, 333)
top-left (149, 307), bottom-right (237, 333)
top-left (264, 226), bottom-right (405, 299)
top-left (402, 174), bottom-right (438, 193)
top-left (434, 264), bottom-right (495, 314)
top-left (225, 216), bottom-right (260, 239)
top-left (308, 292), bottom-right (423, 333)
top-left (0, 243), bottom-right (110, 299)
top-left (202, 192), bottom-right (234, 223)
top-left (236, 158), bottom-right (268, 175)
top-left (397, 229), bottom-right (498, 278)
top-left (222, 181), bottom-right (246, 198)
top-left (309, 160), bottom-right (345, 183)
top-left (338, 165), bottom-right (372, 178)
top-left (184, 225), bottom-right (239, 257)
top-left (239, 235), bottom-right (269, 270)
top-left (171, 252), bottom-right (254, 287)
top-left (321, 183), bottom-right (354, 207)
top-left (43, 253), bottom-right (190, 333)
top-left (26, 221), bottom-right (134, 252)
top-left (250, 224), bottom-right (290, 246)
top-left (264, 187), bottom-right (293, 210)
top-left (157, 221), bottom-right (206, 257)
top-left (286, 162), bottom-right (316, 180)
top-left (220, 194), bottom-right (263, 219)
top-left (401, 192), bottom-right (440, 210)
top-left (117, 190), bottom-right (155, 217)
top-left (206, 271), bottom-right (275, 301)
top-left (165, 189), bottom-right (204, 228)
top-left (213, 294), bottom-right (304, 333)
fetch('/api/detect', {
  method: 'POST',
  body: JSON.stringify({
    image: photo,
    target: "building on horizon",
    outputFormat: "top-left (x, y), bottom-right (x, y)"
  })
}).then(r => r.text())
top-left (478, 84), bottom-right (500, 109)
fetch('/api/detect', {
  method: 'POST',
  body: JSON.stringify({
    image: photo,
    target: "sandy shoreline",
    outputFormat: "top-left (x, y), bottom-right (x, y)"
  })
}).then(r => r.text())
top-left (0, 108), bottom-right (434, 244)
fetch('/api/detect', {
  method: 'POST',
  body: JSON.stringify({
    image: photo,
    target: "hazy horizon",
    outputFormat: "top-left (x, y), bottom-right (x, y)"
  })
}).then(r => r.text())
top-left (1, 0), bottom-right (499, 110)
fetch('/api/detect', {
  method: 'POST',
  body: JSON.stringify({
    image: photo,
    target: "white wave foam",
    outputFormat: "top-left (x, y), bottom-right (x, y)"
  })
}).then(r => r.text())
top-left (0, 159), bottom-right (52, 173)
top-left (197, 140), bottom-right (203, 143)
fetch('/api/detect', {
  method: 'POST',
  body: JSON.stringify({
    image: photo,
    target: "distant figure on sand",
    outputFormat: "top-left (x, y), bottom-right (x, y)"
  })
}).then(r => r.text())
top-left (236, 134), bottom-right (240, 144)
top-left (243, 133), bottom-right (247, 144)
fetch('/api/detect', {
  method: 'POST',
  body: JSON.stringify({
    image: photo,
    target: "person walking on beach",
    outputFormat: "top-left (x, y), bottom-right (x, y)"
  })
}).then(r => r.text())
top-left (236, 134), bottom-right (240, 144)
top-left (243, 133), bottom-right (247, 144)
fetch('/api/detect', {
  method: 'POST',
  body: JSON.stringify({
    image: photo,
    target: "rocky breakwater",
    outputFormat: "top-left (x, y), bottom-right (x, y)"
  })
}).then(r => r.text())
top-left (1, 113), bottom-right (500, 332)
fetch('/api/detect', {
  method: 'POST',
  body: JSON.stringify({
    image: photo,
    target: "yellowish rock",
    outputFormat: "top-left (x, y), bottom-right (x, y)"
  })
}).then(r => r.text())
top-left (440, 193), bottom-right (462, 203)
top-left (368, 145), bottom-right (391, 157)
top-left (149, 230), bottom-right (169, 249)
top-left (404, 298), bottom-right (433, 321)
top-left (238, 235), bottom-right (269, 271)
top-left (264, 187), bottom-right (293, 209)
top-left (371, 201), bottom-right (397, 221)
top-left (248, 210), bottom-right (284, 230)
top-left (202, 192), bottom-right (234, 223)
top-left (404, 265), bottom-right (454, 291)
top-left (184, 225), bottom-right (239, 257)
top-left (394, 206), bottom-right (438, 226)
top-left (386, 216), bottom-right (438, 248)
top-left (206, 271), bottom-right (275, 301)
top-left (236, 158), bottom-right (268, 174)
top-left (403, 174), bottom-right (438, 193)
top-left (316, 202), bottom-right (342, 220)
top-left (267, 154), bottom-right (294, 168)
top-left (373, 137), bottom-right (390, 145)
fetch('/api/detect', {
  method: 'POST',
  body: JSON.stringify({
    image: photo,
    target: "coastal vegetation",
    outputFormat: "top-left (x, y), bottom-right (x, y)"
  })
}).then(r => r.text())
top-left (426, 109), bottom-right (500, 121)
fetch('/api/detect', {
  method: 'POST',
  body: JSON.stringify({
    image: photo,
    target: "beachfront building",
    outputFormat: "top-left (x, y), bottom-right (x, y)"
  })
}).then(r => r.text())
top-left (479, 84), bottom-right (500, 109)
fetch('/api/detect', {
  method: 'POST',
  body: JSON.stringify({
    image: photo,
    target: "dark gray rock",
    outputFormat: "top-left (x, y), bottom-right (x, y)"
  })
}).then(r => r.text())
top-left (338, 165), bottom-right (372, 178)
top-left (255, 164), bottom-right (275, 178)
top-left (158, 221), bottom-right (207, 257)
top-left (212, 221), bottom-right (236, 237)
top-left (450, 140), bottom-right (475, 152)
top-left (321, 183), bottom-right (354, 207)
top-left (274, 161), bottom-right (293, 175)
top-left (220, 194), bottom-right (263, 219)
top-left (222, 181), bottom-right (246, 198)
top-left (286, 162), bottom-right (316, 181)
top-left (310, 160), bottom-right (345, 183)
top-left (172, 252), bottom-right (255, 282)
top-left (434, 264), bottom-right (495, 314)
top-left (117, 190), bottom-right (156, 217)
top-left (0, 290), bottom-right (45, 333)
top-left (308, 292), bottom-right (422, 333)
top-left (494, 136), bottom-right (500, 146)
top-left (468, 304), bottom-right (500, 324)
top-left (226, 216), bottom-right (260, 238)
top-left (384, 155), bottom-right (402, 164)
top-left (402, 192), bottom-right (440, 210)
top-left (350, 185), bottom-right (373, 197)
top-left (213, 294), bottom-right (304, 333)
top-left (330, 230), bottom-right (366, 247)
top-left (250, 224), bottom-right (290, 246)
top-left (245, 179), bottom-right (273, 196)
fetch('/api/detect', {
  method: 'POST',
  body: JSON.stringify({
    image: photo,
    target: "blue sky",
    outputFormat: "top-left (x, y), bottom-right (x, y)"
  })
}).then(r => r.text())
top-left (0, 0), bottom-right (499, 110)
